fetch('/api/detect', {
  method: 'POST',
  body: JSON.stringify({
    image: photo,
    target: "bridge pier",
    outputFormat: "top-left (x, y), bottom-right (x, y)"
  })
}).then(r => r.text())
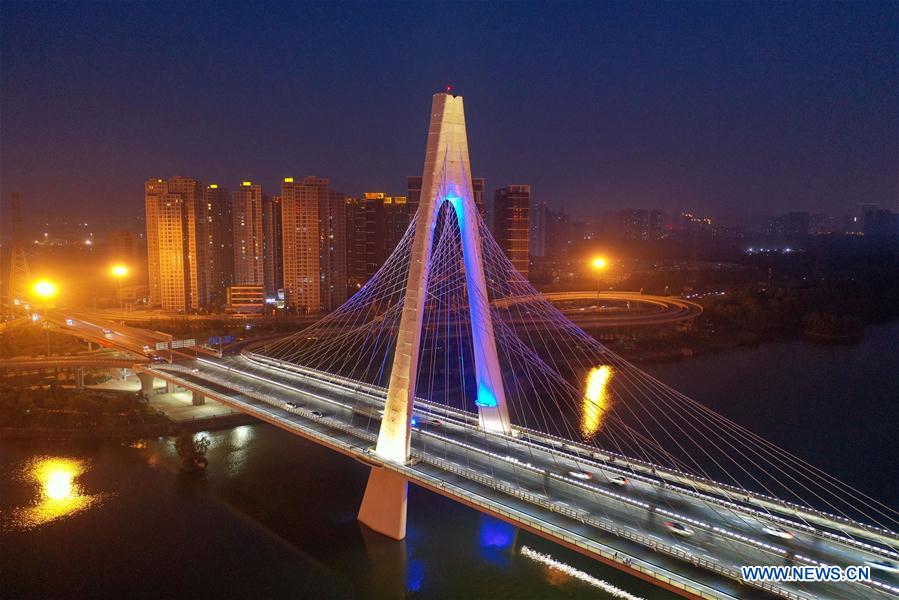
top-left (358, 467), bottom-right (408, 540)
top-left (191, 390), bottom-right (205, 406)
top-left (166, 381), bottom-right (177, 393)
top-left (137, 372), bottom-right (156, 397)
top-left (75, 368), bottom-right (84, 389)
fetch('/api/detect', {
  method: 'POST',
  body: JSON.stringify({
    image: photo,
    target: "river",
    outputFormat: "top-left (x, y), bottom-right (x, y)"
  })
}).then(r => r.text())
top-left (2, 321), bottom-right (897, 599)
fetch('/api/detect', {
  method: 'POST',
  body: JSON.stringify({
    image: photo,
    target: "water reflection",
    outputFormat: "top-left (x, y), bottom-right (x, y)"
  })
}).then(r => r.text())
top-left (12, 456), bottom-right (103, 529)
top-left (582, 365), bottom-right (613, 438)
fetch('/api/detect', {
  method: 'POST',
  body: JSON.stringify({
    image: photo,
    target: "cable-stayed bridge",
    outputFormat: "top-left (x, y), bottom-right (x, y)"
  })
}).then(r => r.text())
top-left (129, 92), bottom-right (896, 599)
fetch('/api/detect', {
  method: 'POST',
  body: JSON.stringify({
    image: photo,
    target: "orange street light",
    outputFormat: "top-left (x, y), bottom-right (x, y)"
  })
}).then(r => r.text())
top-left (31, 279), bottom-right (59, 300)
top-left (591, 257), bottom-right (608, 270)
top-left (110, 265), bottom-right (129, 319)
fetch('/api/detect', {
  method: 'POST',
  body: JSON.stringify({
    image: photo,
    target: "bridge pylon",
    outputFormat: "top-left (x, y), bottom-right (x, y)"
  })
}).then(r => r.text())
top-left (359, 92), bottom-right (512, 539)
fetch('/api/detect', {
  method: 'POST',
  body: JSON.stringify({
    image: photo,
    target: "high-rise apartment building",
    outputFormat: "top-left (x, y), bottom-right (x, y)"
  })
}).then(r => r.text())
top-left (618, 209), bottom-right (664, 240)
top-left (202, 183), bottom-right (233, 306)
top-left (263, 195), bottom-right (283, 297)
top-left (281, 177), bottom-right (320, 313)
top-left (322, 188), bottom-right (348, 312)
top-left (144, 176), bottom-right (205, 312)
top-left (492, 185), bottom-right (531, 277)
top-left (345, 197), bottom-right (367, 293)
top-left (363, 193), bottom-right (409, 280)
top-left (280, 176), bottom-right (347, 313)
top-left (530, 199), bottom-right (546, 257)
top-left (231, 182), bottom-right (264, 286)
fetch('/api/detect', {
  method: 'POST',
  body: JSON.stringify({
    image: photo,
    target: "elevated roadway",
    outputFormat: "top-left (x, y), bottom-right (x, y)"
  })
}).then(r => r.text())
top-left (135, 354), bottom-right (899, 600)
top-left (496, 292), bottom-right (703, 328)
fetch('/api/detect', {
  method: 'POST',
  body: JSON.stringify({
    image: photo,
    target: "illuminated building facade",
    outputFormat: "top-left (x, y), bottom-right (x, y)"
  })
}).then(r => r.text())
top-left (281, 177), bottom-right (320, 313)
top-left (363, 193), bottom-right (409, 280)
top-left (231, 182), bottom-right (264, 286)
top-left (144, 176), bottom-right (205, 311)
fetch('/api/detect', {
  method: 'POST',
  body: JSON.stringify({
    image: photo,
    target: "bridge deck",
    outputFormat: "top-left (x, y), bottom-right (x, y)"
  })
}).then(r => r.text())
top-left (138, 356), bottom-right (899, 600)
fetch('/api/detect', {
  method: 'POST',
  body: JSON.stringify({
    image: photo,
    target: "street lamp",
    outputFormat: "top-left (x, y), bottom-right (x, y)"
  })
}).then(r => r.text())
top-left (110, 264), bottom-right (128, 320)
top-left (591, 256), bottom-right (608, 297)
top-left (31, 278), bottom-right (59, 356)
top-left (32, 279), bottom-right (59, 301)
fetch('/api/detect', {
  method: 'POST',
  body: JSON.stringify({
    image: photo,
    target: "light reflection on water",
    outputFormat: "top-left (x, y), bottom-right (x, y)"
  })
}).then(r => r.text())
top-left (582, 365), bottom-right (613, 438)
top-left (9, 456), bottom-right (105, 529)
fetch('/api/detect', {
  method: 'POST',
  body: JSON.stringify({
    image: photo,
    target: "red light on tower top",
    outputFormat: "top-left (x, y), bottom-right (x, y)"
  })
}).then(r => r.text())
top-left (446, 84), bottom-right (453, 94)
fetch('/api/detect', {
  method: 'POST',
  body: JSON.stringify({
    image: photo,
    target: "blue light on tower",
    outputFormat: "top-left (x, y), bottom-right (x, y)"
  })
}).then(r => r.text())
top-left (476, 384), bottom-right (498, 407)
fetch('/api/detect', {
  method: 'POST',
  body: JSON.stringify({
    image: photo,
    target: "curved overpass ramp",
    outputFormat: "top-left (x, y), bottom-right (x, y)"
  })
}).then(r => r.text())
top-left (495, 292), bottom-right (702, 328)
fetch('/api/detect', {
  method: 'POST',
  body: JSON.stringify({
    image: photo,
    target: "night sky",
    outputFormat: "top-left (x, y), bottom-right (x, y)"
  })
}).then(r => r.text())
top-left (1, 1), bottom-right (896, 224)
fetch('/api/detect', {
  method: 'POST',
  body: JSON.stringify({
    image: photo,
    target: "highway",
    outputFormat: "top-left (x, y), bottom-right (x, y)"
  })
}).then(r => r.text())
top-left (496, 292), bottom-right (703, 328)
top-left (138, 353), bottom-right (899, 600)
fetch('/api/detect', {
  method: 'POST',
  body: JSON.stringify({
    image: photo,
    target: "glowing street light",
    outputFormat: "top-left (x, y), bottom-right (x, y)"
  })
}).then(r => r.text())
top-left (590, 256), bottom-right (609, 296)
top-left (31, 278), bottom-right (59, 356)
top-left (110, 264), bottom-right (129, 319)
top-left (31, 279), bottom-right (59, 301)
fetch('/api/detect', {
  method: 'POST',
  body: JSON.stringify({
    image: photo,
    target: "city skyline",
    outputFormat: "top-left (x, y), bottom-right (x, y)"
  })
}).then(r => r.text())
top-left (2, 2), bottom-right (896, 225)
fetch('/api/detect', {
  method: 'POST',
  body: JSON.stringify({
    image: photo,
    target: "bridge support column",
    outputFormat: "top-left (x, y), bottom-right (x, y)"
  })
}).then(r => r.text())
top-left (166, 381), bottom-right (177, 393)
top-left (75, 368), bottom-right (84, 389)
top-left (191, 390), bottom-right (205, 406)
top-left (137, 372), bottom-right (156, 397)
top-left (358, 468), bottom-right (407, 540)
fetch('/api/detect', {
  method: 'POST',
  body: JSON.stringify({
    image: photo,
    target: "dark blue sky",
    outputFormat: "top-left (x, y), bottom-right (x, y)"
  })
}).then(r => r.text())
top-left (1, 1), bottom-right (896, 222)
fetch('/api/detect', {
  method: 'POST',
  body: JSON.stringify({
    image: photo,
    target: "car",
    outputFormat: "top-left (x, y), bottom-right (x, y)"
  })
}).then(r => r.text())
top-left (102, 328), bottom-right (112, 335)
top-left (142, 345), bottom-right (151, 353)
top-left (866, 560), bottom-right (899, 574)
top-left (664, 521), bottom-right (695, 537)
top-left (190, 368), bottom-right (199, 373)
top-left (610, 476), bottom-right (630, 487)
top-left (311, 410), bottom-right (325, 418)
top-left (284, 401), bottom-right (303, 409)
top-left (65, 318), bottom-right (74, 326)
top-left (152, 356), bottom-right (166, 363)
top-left (427, 418), bottom-right (442, 426)
top-left (568, 470), bottom-right (593, 481)
top-left (761, 525), bottom-right (794, 540)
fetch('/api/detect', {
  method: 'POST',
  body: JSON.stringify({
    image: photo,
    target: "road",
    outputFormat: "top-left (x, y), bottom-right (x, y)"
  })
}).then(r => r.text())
top-left (496, 291), bottom-right (703, 328)
top-left (137, 354), bottom-right (899, 600)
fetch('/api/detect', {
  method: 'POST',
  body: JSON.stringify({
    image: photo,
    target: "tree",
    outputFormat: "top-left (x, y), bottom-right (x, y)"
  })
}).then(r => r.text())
top-left (174, 429), bottom-right (210, 472)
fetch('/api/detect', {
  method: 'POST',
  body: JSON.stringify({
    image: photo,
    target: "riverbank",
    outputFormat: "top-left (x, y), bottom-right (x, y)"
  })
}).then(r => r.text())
top-left (0, 412), bottom-right (255, 440)
top-left (0, 382), bottom-right (256, 441)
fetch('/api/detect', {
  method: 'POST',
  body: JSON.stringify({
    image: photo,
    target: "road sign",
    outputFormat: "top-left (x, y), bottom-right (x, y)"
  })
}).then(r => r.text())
top-left (155, 341), bottom-right (168, 350)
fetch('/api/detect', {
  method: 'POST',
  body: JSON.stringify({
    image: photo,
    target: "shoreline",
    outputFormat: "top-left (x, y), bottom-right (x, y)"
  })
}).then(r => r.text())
top-left (0, 412), bottom-right (256, 441)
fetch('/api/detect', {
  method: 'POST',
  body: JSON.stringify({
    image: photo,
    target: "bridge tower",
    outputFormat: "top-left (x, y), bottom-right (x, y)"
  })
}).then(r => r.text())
top-left (358, 92), bottom-right (512, 539)
top-left (5, 192), bottom-right (31, 315)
